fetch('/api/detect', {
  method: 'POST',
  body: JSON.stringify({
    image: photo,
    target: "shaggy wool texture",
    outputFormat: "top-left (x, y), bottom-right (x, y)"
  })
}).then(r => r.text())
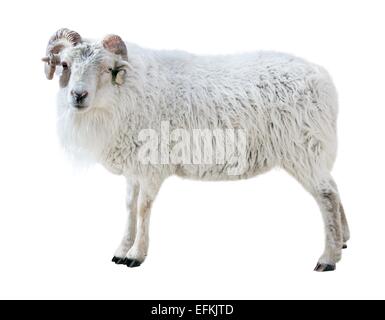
top-left (59, 45), bottom-right (338, 185)
top-left (44, 29), bottom-right (349, 271)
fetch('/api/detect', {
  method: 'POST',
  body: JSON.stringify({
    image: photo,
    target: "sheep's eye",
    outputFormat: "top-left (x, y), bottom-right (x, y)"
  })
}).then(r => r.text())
top-left (108, 67), bottom-right (113, 72)
top-left (62, 62), bottom-right (68, 69)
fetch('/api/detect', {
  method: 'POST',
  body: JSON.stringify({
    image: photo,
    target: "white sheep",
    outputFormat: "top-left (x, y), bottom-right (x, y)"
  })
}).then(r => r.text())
top-left (42, 28), bottom-right (349, 272)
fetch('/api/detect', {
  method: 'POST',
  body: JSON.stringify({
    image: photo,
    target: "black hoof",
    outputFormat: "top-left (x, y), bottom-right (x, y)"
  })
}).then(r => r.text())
top-left (314, 263), bottom-right (336, 272)
top-left (342, 244), bottom-right (348, 249)
top-left (122, 258), bottom-right (142, 268)
top-left (112, 256), bottom-right (126, 264)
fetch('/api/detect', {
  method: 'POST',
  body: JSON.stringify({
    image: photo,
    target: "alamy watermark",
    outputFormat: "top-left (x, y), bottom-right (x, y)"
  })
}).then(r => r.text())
top-left (137, 121), bottom-right (248, 176)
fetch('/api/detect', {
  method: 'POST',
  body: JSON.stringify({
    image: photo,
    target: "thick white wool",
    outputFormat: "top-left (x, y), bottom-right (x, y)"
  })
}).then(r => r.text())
top-left (53, 40), bottom-right (345, 269)
top-left (59, 44), bottom-right (338, 188)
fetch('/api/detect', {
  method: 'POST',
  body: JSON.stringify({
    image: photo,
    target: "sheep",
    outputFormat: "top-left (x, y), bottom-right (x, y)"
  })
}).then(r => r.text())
top-left (42, 28), bottom-right (350, 272)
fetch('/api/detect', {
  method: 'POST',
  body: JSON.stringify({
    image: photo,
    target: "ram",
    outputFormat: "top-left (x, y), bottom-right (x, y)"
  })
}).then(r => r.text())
top-left (42, 28), bottom-right (349, 272)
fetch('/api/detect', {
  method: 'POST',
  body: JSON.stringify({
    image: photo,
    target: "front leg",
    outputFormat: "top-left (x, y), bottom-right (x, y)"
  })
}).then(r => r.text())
top-left (121, 180), bottom-right (162, 268)
top-left (112, 179), bottom-right (139, 264)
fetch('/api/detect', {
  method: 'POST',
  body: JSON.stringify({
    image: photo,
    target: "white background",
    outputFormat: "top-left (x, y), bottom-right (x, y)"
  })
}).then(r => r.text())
top-left (0, 0), bottom-right (384, 299)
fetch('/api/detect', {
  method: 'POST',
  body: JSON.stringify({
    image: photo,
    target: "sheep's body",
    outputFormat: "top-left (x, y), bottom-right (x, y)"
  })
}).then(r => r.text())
top-left (46, 30), bottom-right (349, 271)
top-left (62, 46), bottom-right (338, 184)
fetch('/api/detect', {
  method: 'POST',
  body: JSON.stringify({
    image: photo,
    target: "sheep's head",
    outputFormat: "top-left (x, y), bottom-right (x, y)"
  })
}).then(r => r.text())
top-left (42, 28), bottom-right (129, 111)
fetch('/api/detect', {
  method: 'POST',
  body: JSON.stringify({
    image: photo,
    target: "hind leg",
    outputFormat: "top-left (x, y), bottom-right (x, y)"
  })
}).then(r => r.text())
top-left (312, 177), bottom-right (343, 272)
top-left (285, 166), bottom-right (344, 272)
top-left (329, 179), bottom-right (350, 249)
top-left (340, 202), bottom-right (350, 249)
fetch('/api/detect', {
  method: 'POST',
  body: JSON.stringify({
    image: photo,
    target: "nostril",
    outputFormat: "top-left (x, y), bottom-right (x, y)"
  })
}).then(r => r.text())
top-left (71, 90), bottom-right (88, 103)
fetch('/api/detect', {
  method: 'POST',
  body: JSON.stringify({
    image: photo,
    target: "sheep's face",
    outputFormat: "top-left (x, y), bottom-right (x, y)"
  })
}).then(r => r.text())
top-left (43, 30), bottom-right (130, 161)
top-left (43, 30), bottom-right (129, 113)
top-left (57, 44), bottom-right (127, 112)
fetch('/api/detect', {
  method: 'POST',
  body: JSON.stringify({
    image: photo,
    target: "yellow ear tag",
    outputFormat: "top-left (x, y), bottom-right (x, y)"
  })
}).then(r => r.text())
top-left (115, 69), bottom-right (126, 85)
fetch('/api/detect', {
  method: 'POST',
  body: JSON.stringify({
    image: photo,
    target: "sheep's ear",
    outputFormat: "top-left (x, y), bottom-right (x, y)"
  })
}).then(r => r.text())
top-left (102, 35), bottom-right (128, 85)
top-left (110, 61), bottom-right (129, 86)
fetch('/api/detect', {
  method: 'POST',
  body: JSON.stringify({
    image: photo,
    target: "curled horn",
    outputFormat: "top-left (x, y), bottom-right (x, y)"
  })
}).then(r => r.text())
top-left (42, 28), bottom-right (82, 80)
top-left (102, 34), bottom-right (128, 61)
